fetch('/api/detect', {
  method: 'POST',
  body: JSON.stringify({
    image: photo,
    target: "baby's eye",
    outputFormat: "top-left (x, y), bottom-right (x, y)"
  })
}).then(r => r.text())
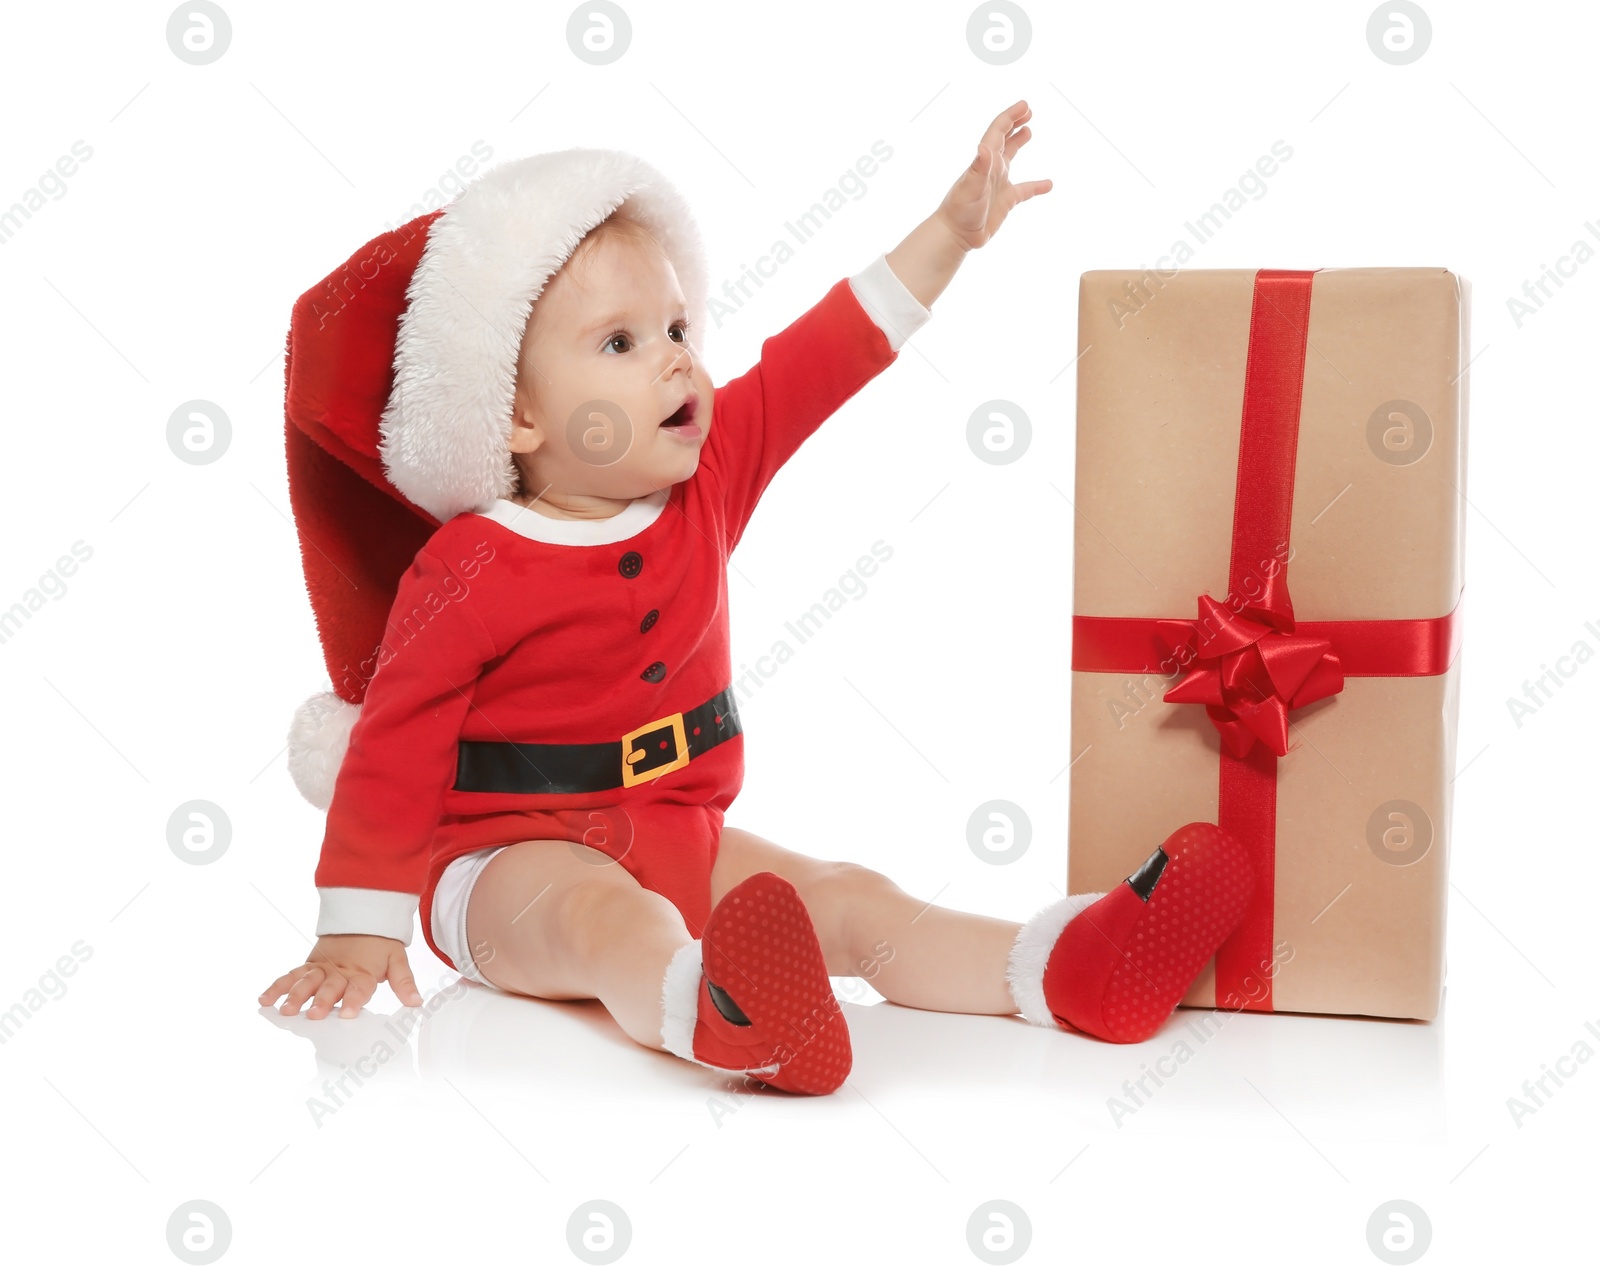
top-left (602, 321), bottom-right (690, 354)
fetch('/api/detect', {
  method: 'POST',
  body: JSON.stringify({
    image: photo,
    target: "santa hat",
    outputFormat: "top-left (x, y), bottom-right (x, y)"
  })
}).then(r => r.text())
top-left (281, 148), bottom-right (709, 809)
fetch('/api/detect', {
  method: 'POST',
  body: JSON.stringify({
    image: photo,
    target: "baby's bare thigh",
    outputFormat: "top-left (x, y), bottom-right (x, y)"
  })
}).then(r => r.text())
top-left (464, 839), bottom-right (646, 999)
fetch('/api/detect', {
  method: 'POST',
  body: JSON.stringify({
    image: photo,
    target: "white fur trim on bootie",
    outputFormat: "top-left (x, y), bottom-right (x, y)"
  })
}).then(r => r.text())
top-left (286, 691), bottom-right (361, 810)
top-left (658, 940), bottom-right (780, 1076)
top-left (659, 940), bottom-right (704, 1061)
top-left (1006, 891), bottom-right (1105, 1027)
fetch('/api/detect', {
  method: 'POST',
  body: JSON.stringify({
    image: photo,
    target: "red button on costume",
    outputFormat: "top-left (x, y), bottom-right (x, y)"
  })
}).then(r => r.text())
top-left (311, 275), bottom-right (903, 962)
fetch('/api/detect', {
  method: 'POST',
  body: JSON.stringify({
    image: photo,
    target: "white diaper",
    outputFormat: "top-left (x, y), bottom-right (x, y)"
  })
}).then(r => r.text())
top-left (431, 845), bottom-right (510, 986)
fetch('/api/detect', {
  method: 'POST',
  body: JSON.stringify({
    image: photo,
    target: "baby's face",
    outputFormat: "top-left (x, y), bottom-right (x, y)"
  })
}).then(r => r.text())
top-left (508, 228), bottom-right (712, 504)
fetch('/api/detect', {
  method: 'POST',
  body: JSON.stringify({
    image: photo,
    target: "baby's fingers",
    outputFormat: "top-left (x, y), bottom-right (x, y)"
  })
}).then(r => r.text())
top-left (1002, 124), bottom-right (1032, 164)
top-left (259, 964), bottom-right (314, 1008)
top-left (386, 951), bottom-right (424, 1008)
top-left (278, 965), bottom-right (326, 1016)
top-left (305, 970), bottom-right (351, 1020)
top-left (335, 969), bottom-right (379, 1020)
top-left (984, 99), bottom-right (1029, 152)
top-left (258, 969), bottom-right (300, 1007)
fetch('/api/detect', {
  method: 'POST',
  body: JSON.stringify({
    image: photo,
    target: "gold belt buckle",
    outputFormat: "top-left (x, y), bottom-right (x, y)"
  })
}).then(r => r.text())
top-left (621, 710), bottom-right (689, 787)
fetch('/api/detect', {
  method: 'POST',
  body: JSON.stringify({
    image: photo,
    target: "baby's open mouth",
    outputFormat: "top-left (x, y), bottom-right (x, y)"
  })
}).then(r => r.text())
top-left (661, 396), bottom-right (699, 428)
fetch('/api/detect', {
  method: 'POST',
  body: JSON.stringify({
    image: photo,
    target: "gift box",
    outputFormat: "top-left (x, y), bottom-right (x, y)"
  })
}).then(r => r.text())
top-left (1067, 267), bottom-right (1468, 1021)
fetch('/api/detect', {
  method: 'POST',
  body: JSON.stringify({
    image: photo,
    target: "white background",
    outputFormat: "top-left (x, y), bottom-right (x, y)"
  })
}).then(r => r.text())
top-left (0, 1), bottom-right (1593, 1262)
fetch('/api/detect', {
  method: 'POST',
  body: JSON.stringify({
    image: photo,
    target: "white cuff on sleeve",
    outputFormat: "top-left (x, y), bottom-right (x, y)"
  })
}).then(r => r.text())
top-left (848, 253), bottom-right (932, 352)
top-left (316, 887), bottom-right (419, 946)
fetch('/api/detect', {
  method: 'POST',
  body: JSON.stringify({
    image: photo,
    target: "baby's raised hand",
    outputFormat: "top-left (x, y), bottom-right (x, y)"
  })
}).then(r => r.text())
top-left (937, 99), bottom-right (1053, 251)
top-left (258, 934), bottom-right (424, 1020)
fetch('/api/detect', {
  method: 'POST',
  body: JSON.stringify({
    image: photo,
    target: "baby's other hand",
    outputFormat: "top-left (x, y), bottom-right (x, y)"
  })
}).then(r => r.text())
top-left (936, 99), bottom-right (1053, 251)
top-left (258, 934), bottom-right (424, 1019)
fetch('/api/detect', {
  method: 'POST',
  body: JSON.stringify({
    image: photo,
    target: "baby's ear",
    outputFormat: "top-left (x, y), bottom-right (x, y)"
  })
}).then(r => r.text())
top-left (505, 402), bottom-right (544, 455)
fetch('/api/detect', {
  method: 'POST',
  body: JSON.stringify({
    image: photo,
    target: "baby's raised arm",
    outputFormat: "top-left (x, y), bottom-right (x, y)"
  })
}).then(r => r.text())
top-left (883, 99), bottom-right (1051, 307)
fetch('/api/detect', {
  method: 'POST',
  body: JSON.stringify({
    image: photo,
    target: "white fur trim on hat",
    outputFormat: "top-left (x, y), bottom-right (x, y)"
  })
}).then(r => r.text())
top-left (287, 690), bottom-right (362, 810)
top-left (378, 148), bottom-right (709, 523)
top-left (1006, 891), bottom-right (1104, 1027)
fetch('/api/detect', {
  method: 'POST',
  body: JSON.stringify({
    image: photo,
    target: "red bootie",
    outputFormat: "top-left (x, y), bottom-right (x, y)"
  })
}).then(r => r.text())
top-left (658, 872), bottom-right (852, 1095)
top-left (1007, 822), bottom-right (1254, 1044)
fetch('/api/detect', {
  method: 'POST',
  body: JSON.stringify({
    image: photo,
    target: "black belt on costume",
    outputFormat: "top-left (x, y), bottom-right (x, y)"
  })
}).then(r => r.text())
top-left (452, 687), bottom-right (742, 795)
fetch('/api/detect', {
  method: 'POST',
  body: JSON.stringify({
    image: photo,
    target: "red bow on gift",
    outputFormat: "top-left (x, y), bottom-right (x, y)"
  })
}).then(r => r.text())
top-left (1155, 568), bottom-right (1345, 759)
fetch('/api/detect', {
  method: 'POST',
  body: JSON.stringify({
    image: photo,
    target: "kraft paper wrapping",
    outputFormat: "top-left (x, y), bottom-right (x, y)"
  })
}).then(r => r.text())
top-left (1068, 267), bottom-right (1468, 1022)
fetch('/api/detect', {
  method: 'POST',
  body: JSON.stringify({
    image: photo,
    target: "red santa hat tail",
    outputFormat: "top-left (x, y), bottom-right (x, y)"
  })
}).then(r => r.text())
top-left (282, 149), bottom-right (708, 808)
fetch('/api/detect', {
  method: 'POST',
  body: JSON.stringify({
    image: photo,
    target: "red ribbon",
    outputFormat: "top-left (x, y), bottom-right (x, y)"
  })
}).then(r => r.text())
top-left (1156, 572), bottom-right (1345, 760)
top-left (1069, 270), bottom-right (1462, 1012)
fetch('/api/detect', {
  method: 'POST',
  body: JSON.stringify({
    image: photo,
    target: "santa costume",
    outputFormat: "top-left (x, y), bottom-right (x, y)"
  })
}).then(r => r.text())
top-left (282, 148), bottom-right (1254, 1096)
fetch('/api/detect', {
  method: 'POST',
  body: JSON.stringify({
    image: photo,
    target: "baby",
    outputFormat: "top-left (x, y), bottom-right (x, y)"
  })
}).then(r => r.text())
top-left (261, 102), bottom-right (1255, 1095)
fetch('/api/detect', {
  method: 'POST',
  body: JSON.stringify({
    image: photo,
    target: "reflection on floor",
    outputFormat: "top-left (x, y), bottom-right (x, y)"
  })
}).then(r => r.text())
top-left (259, 973), bottom-right (1446, 1147)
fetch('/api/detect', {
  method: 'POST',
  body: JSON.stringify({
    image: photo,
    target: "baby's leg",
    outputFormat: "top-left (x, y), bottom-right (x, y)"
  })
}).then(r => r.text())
top-left (464, 839), bottom-right (692, 1049)
top-left (847, 884), bottom-right (1022, 1016)
top-left (711, 827), bottom-right (1020, 1015)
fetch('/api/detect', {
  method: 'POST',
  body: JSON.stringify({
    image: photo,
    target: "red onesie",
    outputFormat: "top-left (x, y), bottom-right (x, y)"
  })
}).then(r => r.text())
top-left (312, 258), bottom-right (929, 967)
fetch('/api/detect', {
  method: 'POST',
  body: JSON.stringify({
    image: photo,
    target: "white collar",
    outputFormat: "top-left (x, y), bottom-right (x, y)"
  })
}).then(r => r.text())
top-left (473, 489), bottom-right (671, 545)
